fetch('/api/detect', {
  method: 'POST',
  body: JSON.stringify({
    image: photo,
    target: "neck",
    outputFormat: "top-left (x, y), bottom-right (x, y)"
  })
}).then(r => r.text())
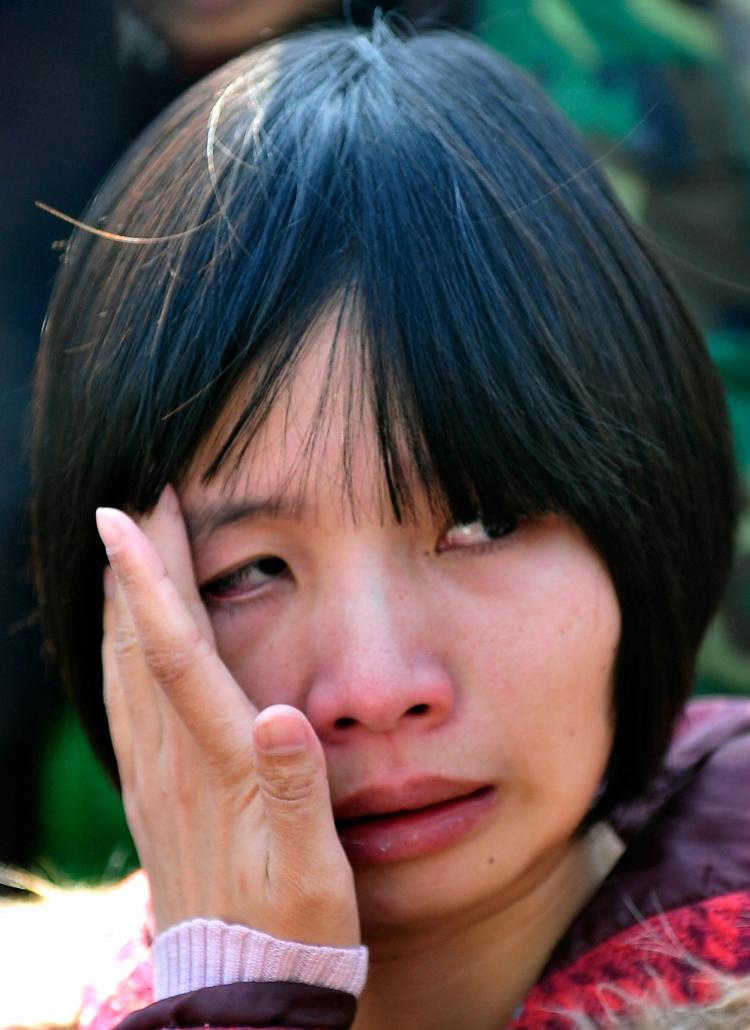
top-left (353, 823), bottom-right (622, 1030)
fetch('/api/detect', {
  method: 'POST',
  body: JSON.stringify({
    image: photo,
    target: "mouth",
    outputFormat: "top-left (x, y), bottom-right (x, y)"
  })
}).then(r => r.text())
top-left (334, 784), bottom-right (496, 865)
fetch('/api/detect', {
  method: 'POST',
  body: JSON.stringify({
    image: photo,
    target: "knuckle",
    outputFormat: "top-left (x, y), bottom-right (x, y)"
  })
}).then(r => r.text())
top-left (261, 758), bottom-right (316, 804)
top-left (112, 627), bottom-right (141, 662)
top-left (142, 626), bottom-right (212, 688)
top-left (141, 643), bottom-right (191, 687)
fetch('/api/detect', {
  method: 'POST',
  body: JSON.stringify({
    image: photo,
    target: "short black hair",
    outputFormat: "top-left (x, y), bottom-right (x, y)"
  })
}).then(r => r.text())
top-left (32, 20), bottom-right (737, 816)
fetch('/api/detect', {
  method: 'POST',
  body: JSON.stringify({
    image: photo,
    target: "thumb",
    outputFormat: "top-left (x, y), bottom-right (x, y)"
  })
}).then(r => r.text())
top-left (253, 705), bottom-right (328, 815)
top-left (253, 705), bottom-right (358, 946)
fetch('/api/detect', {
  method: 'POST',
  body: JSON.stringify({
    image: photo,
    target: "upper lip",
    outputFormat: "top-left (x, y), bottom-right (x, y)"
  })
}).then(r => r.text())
top-left (333, 777), bottom-right (490, 823)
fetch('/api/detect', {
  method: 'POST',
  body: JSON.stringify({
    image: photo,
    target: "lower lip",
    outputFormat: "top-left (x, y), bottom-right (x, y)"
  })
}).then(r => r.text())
top-left (336, 787), bottom-right (496, 865)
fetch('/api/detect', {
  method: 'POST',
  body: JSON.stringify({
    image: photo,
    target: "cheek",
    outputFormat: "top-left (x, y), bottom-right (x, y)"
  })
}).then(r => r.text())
top-left (210, 607), bottom-right (308, 710)
top-left (449, 560), bottom-right (619, 772)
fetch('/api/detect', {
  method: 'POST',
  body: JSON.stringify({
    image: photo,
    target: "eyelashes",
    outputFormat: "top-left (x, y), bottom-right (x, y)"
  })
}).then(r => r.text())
top-left (437, 516), bottom-right (519, 553)
top-left (200, 515), bottom-right (521, 606)
top-left (201, 555), bottom-right (290, 604)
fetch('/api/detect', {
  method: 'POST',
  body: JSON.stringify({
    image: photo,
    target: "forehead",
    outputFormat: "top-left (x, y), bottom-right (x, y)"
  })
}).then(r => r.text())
top-left (180, 313), bottom-right (415, 530)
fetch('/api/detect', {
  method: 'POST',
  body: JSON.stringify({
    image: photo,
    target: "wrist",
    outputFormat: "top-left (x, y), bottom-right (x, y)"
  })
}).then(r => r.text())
top-left (152, 918), bottom-right (368, 999)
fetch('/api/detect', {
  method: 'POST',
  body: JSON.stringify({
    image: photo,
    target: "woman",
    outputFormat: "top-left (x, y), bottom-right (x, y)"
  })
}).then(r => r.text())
top-left (31, 18), bottom-right (750, 1029)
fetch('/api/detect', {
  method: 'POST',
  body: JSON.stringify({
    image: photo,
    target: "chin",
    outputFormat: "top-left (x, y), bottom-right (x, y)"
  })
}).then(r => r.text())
top-left (352, 842), bottom-right (507, 937)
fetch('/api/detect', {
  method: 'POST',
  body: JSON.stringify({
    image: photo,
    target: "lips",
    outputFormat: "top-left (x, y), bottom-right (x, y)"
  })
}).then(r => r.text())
top-left (333, 779), bottom-right (496, 865)
top-left (334, 777), bottom-right (487, 821)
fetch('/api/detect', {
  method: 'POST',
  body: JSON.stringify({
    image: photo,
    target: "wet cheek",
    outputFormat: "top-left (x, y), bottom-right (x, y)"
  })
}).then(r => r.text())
top-left (210, 613), bottom-right (306, 709)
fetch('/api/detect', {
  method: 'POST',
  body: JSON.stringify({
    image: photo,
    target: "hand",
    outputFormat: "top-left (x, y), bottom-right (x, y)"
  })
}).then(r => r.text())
top-left (97, 485), bottom-right (359, 946)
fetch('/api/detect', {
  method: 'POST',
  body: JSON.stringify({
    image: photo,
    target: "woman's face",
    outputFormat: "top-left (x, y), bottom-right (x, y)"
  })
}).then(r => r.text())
top-left (179, 322), bottom-right (620, 935)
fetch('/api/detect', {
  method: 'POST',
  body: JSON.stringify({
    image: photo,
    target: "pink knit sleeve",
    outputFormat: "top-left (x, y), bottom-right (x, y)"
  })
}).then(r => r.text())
top-left (152, 919), bottom-right (368, 1000)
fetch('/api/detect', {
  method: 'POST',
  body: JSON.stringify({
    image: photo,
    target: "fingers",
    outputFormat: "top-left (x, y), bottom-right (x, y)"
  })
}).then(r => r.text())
top-left (97, 493), bottom-right (359, 946)
top-left (102, 568), bottom-right (136, 786)
top-left (253, 705), bottom-right (359, 947)
top-left (102, 486), bottom-right (209, 763)
top-left (96, 501), bottom-right (255, 775)
top-left (139, 485), bottom-right (214, 644)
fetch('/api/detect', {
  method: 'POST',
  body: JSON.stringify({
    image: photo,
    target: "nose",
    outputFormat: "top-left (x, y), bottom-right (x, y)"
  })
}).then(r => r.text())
top-left (304, 575), bottom-right (456, 744)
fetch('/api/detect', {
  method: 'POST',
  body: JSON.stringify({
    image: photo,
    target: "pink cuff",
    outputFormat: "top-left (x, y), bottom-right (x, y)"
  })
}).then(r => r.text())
top-left (152, 919), bottom-right (368, 1000)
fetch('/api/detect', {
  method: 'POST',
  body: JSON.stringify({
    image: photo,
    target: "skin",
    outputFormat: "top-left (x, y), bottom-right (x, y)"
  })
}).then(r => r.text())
top-left (126, 0), bottom-right (337, 65)
top-left (97, 320), bottom-right (622, 1029)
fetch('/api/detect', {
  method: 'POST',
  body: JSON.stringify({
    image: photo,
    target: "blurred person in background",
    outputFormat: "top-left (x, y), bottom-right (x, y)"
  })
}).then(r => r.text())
top-left (126, 0), bottom-right (474, 70)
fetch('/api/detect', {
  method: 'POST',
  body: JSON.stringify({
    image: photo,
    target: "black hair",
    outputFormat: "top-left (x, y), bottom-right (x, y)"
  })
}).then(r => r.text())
top-left (32, 19), bottom-right (737, 816)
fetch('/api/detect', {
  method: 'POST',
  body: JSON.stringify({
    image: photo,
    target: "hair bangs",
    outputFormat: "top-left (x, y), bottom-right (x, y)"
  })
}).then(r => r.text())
top-left (56, 24), bottom-right (651, 540)
top-left (183, 28), bottom-right (647, 538)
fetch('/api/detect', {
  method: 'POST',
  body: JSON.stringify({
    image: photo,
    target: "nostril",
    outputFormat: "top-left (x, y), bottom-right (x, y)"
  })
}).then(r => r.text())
top-left (332, 703), bottom-right (433, 731)
top-left (406, 703), bottom-right (429, 717)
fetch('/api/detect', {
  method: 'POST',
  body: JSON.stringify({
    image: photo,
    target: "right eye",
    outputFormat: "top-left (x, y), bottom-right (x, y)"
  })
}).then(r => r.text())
top-left (200, 556), bottom-right (290, 605)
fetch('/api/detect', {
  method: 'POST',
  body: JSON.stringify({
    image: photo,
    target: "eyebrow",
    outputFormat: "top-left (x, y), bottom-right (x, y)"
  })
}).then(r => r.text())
top-left (183, 494), bottom-right (305, 542)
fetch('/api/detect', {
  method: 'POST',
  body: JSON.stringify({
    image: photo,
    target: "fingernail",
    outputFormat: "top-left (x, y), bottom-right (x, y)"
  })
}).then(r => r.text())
top-left (96, 507), bottom-right (125, 557)
top-left (255, 709), bottom-right (308, 755)
top-left (103, 566), bottom-right (115, 599)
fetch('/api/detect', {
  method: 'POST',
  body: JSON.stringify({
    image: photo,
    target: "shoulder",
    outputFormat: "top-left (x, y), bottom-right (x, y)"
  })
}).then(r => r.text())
top-left (512, 890), bottom-right (750, 1028)
top-left (510, 698), bottom-right (750, 1029)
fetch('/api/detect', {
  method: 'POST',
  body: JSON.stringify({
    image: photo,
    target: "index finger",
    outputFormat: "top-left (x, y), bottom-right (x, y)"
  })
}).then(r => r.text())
top-left (139, 484), bottom-right (214, 645)
top-left (96, 505), bottom-right (257, 775)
